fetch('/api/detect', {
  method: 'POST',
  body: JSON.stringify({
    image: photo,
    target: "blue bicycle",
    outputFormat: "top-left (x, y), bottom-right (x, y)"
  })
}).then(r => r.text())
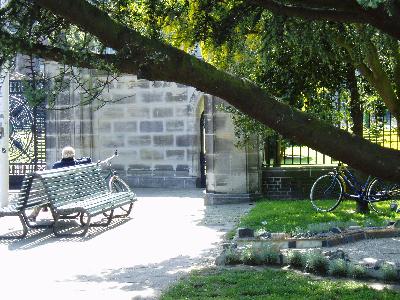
top-left (310, 164), bottom-right (400, 215)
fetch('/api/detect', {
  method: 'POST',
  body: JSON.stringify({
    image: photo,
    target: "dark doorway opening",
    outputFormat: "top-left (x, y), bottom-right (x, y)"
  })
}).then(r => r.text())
top-left (198, 111), bottom-right (206, 188)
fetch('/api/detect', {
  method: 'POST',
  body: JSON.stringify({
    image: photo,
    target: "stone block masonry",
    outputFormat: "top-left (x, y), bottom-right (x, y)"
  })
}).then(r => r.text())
top-left (262, 167), bottom-right (336, 199)
top-left (44, 69), bottom-right (262, 193)
top-left (45, 73), bottom-right (206, 188)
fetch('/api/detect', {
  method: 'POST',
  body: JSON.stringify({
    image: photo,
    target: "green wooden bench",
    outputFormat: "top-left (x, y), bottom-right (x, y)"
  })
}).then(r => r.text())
top-left (0, 174), bottom-right (52, 239)
top-left (35, 163), bottom-right (137, 237)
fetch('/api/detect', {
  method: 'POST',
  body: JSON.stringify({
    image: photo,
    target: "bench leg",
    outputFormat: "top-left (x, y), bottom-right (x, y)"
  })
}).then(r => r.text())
top-left (0, 214), bottom-right (28, 239)
top-left (53, 212), bottom-right (91, 238)
top-left (81, 210), bottom-right (114, 227)
top-left (103, 203), bottom-right (133, 218)
top-left (22, 211), bottom-right (54, 229)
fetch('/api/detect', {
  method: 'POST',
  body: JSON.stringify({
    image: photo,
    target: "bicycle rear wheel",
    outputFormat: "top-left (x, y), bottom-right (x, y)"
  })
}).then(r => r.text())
top-left (310, 174), bottom-right (343, 212)
top-left (105, 176), bottom-right (135, 218)
top-left (367, 179), bottom-right (400, 215)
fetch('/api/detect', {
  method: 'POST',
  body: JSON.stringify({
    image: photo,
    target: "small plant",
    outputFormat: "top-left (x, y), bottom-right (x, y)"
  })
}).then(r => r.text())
top-left (240, 245), bottom-right (258, 265)
top-left (226, 229), bottom-right (236, 240)
top-left (328, 259), bottom-right (348, 277)
top-left (239, 244), bottom-right (280, 265)
top-left (288, 251), bottom-right (305, 269)
top-left (224, 248), bottom-right (241, 265)
top-left (348, 263), bottom-right (367, 279)
top-left (363, 218), bottom-right (380, 227)
top-left (255, 245), bottom-right (280, 265)
top-left (380, 263), bottom-right (398, 282)
top-left (306, 222), bottom-right (332, 234)
top-left (290, 226), bottom-right (304, 236)
top-left (305, 250), bottom-right (329, 275)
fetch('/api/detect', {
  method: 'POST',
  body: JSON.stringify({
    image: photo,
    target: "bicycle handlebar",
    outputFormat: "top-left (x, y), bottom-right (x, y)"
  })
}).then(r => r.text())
top-left (98, 149), bottom-right (118, 166)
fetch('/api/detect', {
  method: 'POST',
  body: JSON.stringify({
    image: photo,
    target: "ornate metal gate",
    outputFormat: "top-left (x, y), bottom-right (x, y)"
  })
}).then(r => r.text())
top-left (9, 79), bottom-right (46, 187)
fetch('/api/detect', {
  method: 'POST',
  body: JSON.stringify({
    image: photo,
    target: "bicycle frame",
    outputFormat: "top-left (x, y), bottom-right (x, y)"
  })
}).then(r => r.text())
top-left (334, 167), bottom-right (372, 200)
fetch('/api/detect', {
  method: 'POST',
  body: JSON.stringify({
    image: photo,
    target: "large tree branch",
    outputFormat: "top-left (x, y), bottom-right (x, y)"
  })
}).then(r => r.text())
top-left (29, 0), bottom-right (400, 182)
top-left (362, 40), bottom-right (400, 119)
top-left (285, 0), bottom-right (362, 10)
top-left (336, 30), bottom-right (400, 121)
top-left (247, 0), bottom-right (368, 23)
top-left (246, 0), bottom-right (400, 40)
top-left (390, 39), bottom-right (400, 100)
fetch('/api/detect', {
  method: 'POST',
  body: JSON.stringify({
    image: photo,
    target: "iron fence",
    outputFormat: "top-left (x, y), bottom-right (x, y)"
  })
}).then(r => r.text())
top-left (8, 79), bottom-right (46, 177)
top-left (266, 112), bottom-right (398, 166)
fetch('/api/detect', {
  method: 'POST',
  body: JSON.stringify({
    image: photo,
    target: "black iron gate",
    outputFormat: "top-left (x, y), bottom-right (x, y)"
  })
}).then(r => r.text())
top-left (9, 79), bottom-right (46, 188)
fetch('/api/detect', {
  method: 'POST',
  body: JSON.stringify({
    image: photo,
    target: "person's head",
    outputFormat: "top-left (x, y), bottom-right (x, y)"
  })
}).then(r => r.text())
top-left (62, 146), bottom-right (75, 159)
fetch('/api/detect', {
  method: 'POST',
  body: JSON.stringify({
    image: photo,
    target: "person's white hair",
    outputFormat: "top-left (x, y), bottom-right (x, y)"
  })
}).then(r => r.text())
top-left (62, 146), bottom-right (75, 159)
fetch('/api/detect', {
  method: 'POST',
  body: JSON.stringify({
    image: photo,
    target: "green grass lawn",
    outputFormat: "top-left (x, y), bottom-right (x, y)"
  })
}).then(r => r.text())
top-left (238, 199), bottom-right (396, 233)
top-left (161, 268), bottom-right (400, 299)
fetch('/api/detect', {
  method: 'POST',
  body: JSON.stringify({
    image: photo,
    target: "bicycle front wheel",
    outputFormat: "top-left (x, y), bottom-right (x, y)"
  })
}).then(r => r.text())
top-left (310, 174), bottom-right (343, 212)
top-left (367, 179), bottom-right (400, 215)
top-left (109, 176), bottom-right (131, 193)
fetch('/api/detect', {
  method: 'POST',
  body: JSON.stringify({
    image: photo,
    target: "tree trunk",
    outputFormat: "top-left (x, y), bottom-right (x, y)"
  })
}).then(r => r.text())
top-left (347, 65), bottom-right (363, 138)
top-left (347, 65), bottom-right (369, 213)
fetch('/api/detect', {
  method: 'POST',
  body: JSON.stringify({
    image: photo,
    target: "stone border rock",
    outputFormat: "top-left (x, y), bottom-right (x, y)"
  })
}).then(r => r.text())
top-left (217, 226), bottom-right (400, 283)
top-left (236, 227), bottom-right (400, 249)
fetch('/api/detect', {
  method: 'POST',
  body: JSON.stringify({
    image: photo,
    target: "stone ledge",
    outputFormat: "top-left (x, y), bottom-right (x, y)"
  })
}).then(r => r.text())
top-left (236, 228), bottom-right (400, 249)
top-left (125, 175), bottom-right (197, 189)
top-left (204, 193), bottom-right (261, 205)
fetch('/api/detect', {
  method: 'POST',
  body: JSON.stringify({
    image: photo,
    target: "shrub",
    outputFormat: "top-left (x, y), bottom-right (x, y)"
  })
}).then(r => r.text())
top-left (224, 248), bottom-right (241, 265)
top-left (255, 245), bottom-right (280, 265)
top-left (328, 259), bottom-right (348, 277)
top-left (380, 263), bottom-right (398, 282)
top-left (348, 263), bottom-right (367, 279)
top-left (288, 251), bottom-right (305, 269)
top-left (240, 246), bottom-right (258, 265)
top-left (239, 244), bottom-right (280, 265)
top-left (305, 251), bottom-right (329, 275)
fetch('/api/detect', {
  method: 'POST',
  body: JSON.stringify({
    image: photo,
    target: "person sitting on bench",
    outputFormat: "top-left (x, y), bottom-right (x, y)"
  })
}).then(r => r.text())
top-left (28, 146), bottom-right (92, 221)
top-left (52, 146), bottom-right (91, 169)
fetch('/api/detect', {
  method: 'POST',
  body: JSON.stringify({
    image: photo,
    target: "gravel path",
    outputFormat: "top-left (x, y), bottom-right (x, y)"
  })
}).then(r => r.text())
top-left (325, 237), bottom-right (400, 265)
top-left (0, 188), bottom-right (252, 300)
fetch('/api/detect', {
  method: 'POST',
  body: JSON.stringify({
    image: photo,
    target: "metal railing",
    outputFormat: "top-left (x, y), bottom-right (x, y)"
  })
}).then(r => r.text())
top-left (266, 112), bottom-right (398, 167)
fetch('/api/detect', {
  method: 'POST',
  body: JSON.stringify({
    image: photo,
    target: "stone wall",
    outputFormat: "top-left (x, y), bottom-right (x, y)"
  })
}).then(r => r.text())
top-left (91, 76), bottom-right (203, 188)
top-left (262, 167), bottom-right (335, 199)
top-left (45, 66), bottom-right (204, 188)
